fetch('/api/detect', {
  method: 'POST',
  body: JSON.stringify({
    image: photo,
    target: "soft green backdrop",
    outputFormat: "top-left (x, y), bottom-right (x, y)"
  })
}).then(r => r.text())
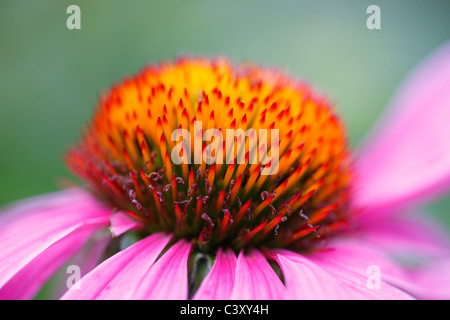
top-left (1, 0), bottom-right (450, 229)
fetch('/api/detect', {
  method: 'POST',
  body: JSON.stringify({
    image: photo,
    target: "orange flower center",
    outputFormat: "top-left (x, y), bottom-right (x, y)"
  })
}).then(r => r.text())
top-left (66, 57), bottom-right (353, 253)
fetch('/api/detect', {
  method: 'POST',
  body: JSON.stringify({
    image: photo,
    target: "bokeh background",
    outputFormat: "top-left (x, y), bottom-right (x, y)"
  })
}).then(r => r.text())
top-left (1, 0), bottom-right (450, 230)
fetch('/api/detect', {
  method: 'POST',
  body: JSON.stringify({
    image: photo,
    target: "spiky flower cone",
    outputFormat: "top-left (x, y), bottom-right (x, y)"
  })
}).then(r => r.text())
top-left (67, 57), bottom-right (352, 254)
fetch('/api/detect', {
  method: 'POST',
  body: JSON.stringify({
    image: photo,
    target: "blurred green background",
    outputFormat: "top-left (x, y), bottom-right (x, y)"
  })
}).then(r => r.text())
top-left (0, 0), bottom-right (449, 226)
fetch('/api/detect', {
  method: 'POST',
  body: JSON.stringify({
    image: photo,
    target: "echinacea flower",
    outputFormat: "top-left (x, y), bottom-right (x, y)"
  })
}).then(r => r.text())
top-left (1, 42), bottom-right (450, 300)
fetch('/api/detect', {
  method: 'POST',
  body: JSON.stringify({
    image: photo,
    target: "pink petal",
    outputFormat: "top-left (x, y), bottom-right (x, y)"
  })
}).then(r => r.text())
top-left (354, 41), bottom-right (450, 213)
top-left (109, 211), bottom-right (142, 237)
top-left (0, 188), bottom-right (111, 299)
top-left (359, 211), bottom-right (450, 259)
top-left (230, 249), bottom-right (286, 300)
top-left (0, 227), bottom-right (103, 300)
top-left (310, 239), bottom-right (450, 299)
top-left (356, 213), bottom-right (450, 299)
top-left (311, 257), bottom-right (414, 300)
top-left (407, 258), bottom-right (450, 299)
top-left (132, 239), bottom-right (192, 299)
top-left (193, 248), bottom-right (237, 300)
top-left (68, 233), bottom-right (112, 278)
top-left (309, 240), bottom-right (417, 299)
top-left (61, 232), bottom-right (172, 299)
top-left (45, 232), bottom-right (111, 299)
top-left (275, 249), bottom-right (370, 299)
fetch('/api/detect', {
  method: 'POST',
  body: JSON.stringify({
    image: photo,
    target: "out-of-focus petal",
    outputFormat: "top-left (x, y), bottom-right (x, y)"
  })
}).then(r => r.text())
top-left (355, 213), bottom-right (450, 299)
top-left (193, 248), bottom-right (236, 300)
top-left (311, 256), bottom-right (414, 299)
top-left (275, 249), bottom-right (371, 299)
top-left (230, 249), bottom-right (286, 300)
top-left (45, 232), bottom-right (111, 300)
top-left (0, 228), bottom-right (103, 300)
top-left (0, 188), bottom-right (111, 299)
top-left (359, 211), bottom-right (450, 259)
top-left (61, 232), bottom-right (172, 299)
top-left (109, 211), bottom-right (142, 237)
top-left (309, 240), bottom-right (420, 299)
top-left (407, 258), bottom-right (450, 299)
top-left (354, 41), bottom-right (450, 214)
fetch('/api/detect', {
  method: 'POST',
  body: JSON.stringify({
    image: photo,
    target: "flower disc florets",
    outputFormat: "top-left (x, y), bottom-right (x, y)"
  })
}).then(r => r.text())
top-left (66, 57), bottom-right (353, 253)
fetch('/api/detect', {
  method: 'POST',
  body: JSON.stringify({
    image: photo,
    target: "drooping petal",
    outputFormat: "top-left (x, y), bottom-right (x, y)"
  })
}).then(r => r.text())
top-left (354, 41), bottom-right (450, 213)
top-left (193, 248), bottom-right (237, 300)
top-left (61, 232), bottom-right (172, 299)
top-left (0, 188), bottom-right (111, 299)
top-left (230, 249), bottom-right (286, 300)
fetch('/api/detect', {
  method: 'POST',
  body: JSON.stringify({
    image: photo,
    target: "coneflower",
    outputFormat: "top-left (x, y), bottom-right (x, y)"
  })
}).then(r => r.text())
top-left (1, 42), bottom-right (450, 300)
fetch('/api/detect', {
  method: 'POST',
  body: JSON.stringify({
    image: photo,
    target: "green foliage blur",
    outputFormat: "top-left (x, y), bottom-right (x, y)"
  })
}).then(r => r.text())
top-left (1, 0), bottom-right (449, 227)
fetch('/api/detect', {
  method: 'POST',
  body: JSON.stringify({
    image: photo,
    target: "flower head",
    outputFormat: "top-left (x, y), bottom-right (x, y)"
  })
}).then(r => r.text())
top-left (66, 58), bottom-right (352, 254)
